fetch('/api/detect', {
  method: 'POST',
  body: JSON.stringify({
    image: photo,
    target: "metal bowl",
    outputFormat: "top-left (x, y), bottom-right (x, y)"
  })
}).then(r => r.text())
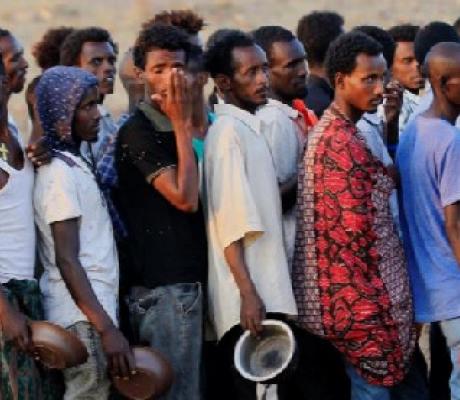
top-left (29, 320), bottom-right (88, 369)
top-left (234, 319), bottom-right (297, 384)
top-left (113, 346), bottom-right (174, 400)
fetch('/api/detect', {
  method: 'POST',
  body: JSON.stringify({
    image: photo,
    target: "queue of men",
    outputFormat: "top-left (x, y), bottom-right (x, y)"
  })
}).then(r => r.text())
top-left (1, 9), bottom-right (460, 400)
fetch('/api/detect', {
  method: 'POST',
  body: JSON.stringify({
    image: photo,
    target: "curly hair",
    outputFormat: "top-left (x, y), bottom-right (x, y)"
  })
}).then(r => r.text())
top-left (454, 17), bottom-right (460, 31)
top-left (353, 25), bottom-right (395, 68)
top-left (297, 11), bottom-right (344, 67)
top-left (0, 28), bottom-right (11, 39)
top-left (142, 10), bottom-right (205, 35)
top-left (414, 21), bottom-right (459, 65)
top-left (204, 29), bottom-right (254, 78)
top-left (32, 26), bottom-right (74, 70)
top-left (251, 26), bottom-right (295, 61)
top-left (59, 27), bottom-right (118, 66)
top-left (133, 24), bottom-right (191, 70)
top-left (387, 24), bottom-right (420, 44)
top-left (325, 31), bottom-right (383, 87)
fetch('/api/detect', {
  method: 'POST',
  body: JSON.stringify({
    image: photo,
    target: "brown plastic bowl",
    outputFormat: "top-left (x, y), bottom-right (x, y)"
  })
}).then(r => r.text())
top-left (29, 321), bottom-right (88, 369)
top-left (113, 346), bottom-right (174, 400)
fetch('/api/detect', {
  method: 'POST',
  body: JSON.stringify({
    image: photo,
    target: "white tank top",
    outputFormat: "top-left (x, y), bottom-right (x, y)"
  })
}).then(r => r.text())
top-left (0, 136), bottom-right (36, 283)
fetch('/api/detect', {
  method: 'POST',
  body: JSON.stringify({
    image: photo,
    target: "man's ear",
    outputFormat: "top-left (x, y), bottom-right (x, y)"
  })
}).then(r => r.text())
top-left (335, 72), bottom-right (345, 90)
top-left (134, 66), bottom-right (143, 80)
top-left (215, 73), bottom-right (232, 93)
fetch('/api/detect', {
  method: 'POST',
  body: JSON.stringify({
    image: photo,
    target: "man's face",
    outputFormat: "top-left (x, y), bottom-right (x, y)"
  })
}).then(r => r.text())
top-left (230, 45), bottom-right (269, 111)
top-left (268, 38), bottom-right (307, 102)
top-left (0, 59), bottom-right (6, 119)
top-left (391, 41), bottom-right (424, 93)
top-left (73, 86), bottom-right (101, 143)
top-left (142, 48), bottom-right (186, 101)
top-left (78, 41), bottom-right (117, 96)
top-left (0, 34), bottom-right (28, 95)
top-left (339, 53), bottom-right (386, 113)
top-left (443, 64), bottom-right (460, 108)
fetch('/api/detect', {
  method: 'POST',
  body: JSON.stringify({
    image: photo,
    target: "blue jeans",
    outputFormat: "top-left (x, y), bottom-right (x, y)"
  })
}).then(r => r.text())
top-left (128, 282), bottom-right (203, 400)
top-left (346, 347), bottom-right (428, 400)
top-left (440, 317), bottom-right (460, 400)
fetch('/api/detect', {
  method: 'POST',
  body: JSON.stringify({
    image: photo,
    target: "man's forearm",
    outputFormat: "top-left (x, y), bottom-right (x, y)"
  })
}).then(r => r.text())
top-left (174, 125), bottom-right (199, 211)
top-left (224, 240), bottom-right (257, 297)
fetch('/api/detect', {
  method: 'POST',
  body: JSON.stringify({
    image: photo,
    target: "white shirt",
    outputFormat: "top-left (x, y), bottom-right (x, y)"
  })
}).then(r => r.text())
top-left (357, 113), bottom-right (401, 234)
top-left (203, 103), bottom-right (297, 339)
top-left (399, 90), bottom-right (420, 135)
top-left (0, 123), bottom-right (36, 283)
top-left (34, 151), bottom-right (119, 328)
top-left (256, 99), bottom-right (302, 268)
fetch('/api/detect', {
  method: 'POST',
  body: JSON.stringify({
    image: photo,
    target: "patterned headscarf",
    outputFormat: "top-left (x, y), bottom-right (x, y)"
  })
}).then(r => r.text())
top-left (36, 66), bottom-right (98, 154)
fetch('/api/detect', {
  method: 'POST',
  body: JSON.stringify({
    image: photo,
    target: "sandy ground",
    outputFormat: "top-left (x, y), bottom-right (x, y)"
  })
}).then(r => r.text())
top-left (1, 0), bottom-right (460, 134)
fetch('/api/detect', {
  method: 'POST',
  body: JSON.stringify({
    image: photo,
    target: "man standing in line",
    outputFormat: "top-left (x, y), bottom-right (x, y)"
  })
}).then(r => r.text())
top-left (294, 31), bottom-right (417, 399)
top-left (397, 42), bottom-right (460, 400)
top-left (116, 25), bottom-right (207, 400)
top-left (203, 30), bottom-right (297, 400)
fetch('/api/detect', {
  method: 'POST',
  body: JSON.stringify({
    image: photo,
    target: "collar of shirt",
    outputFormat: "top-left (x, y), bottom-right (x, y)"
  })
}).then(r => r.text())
top-left (265, 98), bottom-right (299, 120)
top-left (361, 110), bottom-right (383, 127)
top-left (214, 103), bottom-right (262, 135)
top-left (403, 90), bottom-right (421, 106)
top-left (138, 101), bottom-right (173, 132)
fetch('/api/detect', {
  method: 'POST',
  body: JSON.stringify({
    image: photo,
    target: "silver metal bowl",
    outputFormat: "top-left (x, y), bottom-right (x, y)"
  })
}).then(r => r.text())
top-left (234, 319), bottom-right (297, 383)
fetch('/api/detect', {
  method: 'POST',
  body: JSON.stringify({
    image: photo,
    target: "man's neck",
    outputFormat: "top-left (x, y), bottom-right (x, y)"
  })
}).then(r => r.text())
top-left (269, 90), bottom-right (291, 106)
top-left (405, 87), bottom-right (420, 96)
top-left (425, 99), bottom-right (460, 125)
top-left (334, 97), bottom-right (364, 123)
top-left (0, 107), bottom-right (9, 140)
top-left (223, 93), bottom-right (258, 114)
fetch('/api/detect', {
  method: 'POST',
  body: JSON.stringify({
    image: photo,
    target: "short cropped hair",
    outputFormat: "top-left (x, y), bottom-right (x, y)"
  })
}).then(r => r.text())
top-left (325, 31), bottom-right (382, 87)
top-left (297, 11), bottom-right (344, 66)
top-left (0, 28), bottom-right (11, 39)
top-left (60, 27), bottom-right (118, 66)
top-left (387, 24), bottom-right (420, 43)
top-left (32, 27), bottom-right (74, 70)
top-left (414, 21), bottom-right (459, 64)
top-left (251, 26), bottom-right (295, 61)
top-left (133, 24), bottom-right (191, 70)
top-left (204, 29), bottom-right (254, 78)
top-left (353, 25), bottom-right (395, 67)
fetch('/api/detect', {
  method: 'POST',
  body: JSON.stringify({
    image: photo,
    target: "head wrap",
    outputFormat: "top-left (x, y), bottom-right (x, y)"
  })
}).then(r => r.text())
top-left (36, 66), bottom-right (98, 154)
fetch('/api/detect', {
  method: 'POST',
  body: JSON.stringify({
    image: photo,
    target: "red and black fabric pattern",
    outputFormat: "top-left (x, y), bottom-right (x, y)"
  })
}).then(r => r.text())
top-left (293, 104), bottom-right (416, 387)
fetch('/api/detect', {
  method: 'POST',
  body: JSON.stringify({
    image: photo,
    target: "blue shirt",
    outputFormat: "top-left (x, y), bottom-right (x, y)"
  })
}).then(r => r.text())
top-left (397, 115), bottom-right (460, 322)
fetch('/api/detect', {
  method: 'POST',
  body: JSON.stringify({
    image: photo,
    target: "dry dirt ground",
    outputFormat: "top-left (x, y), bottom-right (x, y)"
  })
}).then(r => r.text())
top-left (1, 0), bottom-right (460, 134)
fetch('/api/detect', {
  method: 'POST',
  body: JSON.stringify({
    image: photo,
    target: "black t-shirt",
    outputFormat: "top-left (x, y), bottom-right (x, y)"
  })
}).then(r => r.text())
top-left (304, 74), bottom-right (334, 118)
top-left (115, 104), bottom-right (207, 289)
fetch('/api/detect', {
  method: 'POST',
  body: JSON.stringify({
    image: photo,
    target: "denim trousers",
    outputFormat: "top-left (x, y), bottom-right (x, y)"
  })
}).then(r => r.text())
top-left (128, 282), bottom-right (203, 400)
top-left (440, 316), bottom-right (460, 400)
top-left (346, 346), bottom-right (428, 400)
